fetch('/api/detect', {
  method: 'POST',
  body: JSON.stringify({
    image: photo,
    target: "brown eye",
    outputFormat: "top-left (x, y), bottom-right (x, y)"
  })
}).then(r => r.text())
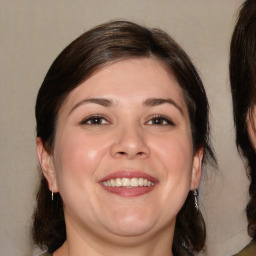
top-left (147, 116), bottom-right (174, 126)
top-left (81, 115), bottom-right (108, 125)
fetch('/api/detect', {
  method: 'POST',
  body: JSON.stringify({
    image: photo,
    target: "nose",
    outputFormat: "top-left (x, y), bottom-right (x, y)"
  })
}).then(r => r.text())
top-left (110, 124), bottom-right (151, 160)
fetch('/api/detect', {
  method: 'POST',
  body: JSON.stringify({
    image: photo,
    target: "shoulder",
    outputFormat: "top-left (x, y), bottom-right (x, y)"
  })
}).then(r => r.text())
top-left (233, 241), bottom-right (256, 256)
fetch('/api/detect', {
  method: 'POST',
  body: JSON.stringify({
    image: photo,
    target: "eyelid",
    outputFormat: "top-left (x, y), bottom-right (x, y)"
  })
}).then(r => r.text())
top-left (146, 115), bottom-right (175, 126)
top-left (80, 114), bottom-right (110, 125)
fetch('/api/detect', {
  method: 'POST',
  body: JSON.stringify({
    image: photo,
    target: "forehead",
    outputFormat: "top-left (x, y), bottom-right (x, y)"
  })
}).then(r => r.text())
top-left (60, 58), bottom-right (187, 112)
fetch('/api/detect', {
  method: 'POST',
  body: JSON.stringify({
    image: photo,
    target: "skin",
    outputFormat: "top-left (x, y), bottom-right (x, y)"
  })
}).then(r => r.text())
top-left (37, 58), bottom-right (203, 256)
top-left (247, 107), bottom-right (256, 150)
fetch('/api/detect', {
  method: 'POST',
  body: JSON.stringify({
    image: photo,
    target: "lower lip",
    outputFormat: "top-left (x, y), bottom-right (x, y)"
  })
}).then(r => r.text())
top-left (101, 185), bottom-right (156, 197)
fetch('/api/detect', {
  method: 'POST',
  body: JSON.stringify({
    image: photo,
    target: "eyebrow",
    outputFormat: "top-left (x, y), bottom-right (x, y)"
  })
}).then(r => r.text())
top-left (143, 98), bottom-right (184, 115)
top-left (69, 97), bottom-right (183, 116)
top-left (69, 98), bottom-right (113, 115)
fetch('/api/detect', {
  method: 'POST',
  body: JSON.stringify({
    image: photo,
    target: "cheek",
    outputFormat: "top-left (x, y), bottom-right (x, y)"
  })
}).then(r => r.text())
top-left (153, 132), bottom-right (194, 203)
top-left (155, 133), bottom-right (193, 173)
top-left (151, 134), bottom-right (194, 220)
top-left (53, 131), bottom-right (109, 189)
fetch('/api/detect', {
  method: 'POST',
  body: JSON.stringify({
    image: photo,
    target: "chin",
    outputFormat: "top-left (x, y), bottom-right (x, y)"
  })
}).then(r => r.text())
top-left (105, 208), bottom-right (156, 237)
top-left (112, 223), bottom-right (152, 237)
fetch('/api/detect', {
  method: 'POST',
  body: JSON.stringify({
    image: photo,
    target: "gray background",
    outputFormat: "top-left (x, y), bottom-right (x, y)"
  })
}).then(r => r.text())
top-left (0, 0), bottom-right (249, 255)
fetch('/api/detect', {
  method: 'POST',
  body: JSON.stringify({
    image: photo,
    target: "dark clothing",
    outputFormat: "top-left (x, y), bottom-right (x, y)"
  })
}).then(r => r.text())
top-left (233, 241), bottom-right (256, 256)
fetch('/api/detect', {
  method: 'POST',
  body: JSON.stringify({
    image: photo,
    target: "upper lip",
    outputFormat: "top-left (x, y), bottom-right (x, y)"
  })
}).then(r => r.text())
top-left (98, 170), bottom-right (158, 183)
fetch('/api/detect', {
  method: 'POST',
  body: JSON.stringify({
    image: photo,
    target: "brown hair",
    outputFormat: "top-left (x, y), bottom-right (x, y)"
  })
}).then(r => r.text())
top-left (230, 0), bottom-right (256, 240)
top-left (33, 20), bottom-right (215, 255)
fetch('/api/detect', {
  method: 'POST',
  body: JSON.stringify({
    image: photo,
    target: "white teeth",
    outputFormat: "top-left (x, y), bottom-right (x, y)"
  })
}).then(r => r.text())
top-left (130, 178), bottom-right (138, 187)
top-left (122, 178), bottom-right (130, 186)
top-left (110, 179), bottom-right (115, 187)
top-left (116, 178), bottom-right (122, 187)
top-left (102, 177), bottom-right (154, 187)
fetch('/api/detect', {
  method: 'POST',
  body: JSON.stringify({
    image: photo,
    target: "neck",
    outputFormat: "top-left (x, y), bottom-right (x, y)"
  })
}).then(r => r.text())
top-left (54, 221), bottom-right (174, 256)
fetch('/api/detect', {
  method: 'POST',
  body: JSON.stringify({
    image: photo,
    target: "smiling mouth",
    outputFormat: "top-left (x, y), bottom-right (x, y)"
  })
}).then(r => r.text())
top-left (101, 177), bottom-right (154, 188)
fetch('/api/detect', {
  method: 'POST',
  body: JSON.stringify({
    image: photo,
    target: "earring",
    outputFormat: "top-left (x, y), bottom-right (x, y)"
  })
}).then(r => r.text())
top-left (194, 189), bottom-right (199, 210)
top-left (51, 190), bottom-right (54, 201)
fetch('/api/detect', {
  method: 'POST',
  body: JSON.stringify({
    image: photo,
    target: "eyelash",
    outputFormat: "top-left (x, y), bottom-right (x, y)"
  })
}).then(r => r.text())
top-left (146, 115), bottom-right (175, 126)
top-left (79, 115), bottom-right (174, 126)
top-left (80, 115), bottom-right (109, 125)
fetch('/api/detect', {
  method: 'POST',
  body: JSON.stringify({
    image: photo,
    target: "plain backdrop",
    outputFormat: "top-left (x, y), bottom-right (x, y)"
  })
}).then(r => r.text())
top-left (0, 0), bottom-right (250, 255)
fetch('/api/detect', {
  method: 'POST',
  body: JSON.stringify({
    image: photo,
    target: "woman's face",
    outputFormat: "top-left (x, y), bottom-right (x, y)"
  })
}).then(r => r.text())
top-left (38, 58), bottom-right (202, 244)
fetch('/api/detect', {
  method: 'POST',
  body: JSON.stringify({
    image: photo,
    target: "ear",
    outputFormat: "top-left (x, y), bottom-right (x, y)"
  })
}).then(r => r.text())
top-left (190, 147), bottom-right (203, 190)
top-left (36, 137), bottom-right (58, 193)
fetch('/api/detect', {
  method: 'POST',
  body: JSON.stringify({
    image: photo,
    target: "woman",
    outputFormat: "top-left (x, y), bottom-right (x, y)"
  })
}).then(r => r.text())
top-left (230, 0), bottom-right (256, 255)
top-left (33, 20), bottom-right (215, 256)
